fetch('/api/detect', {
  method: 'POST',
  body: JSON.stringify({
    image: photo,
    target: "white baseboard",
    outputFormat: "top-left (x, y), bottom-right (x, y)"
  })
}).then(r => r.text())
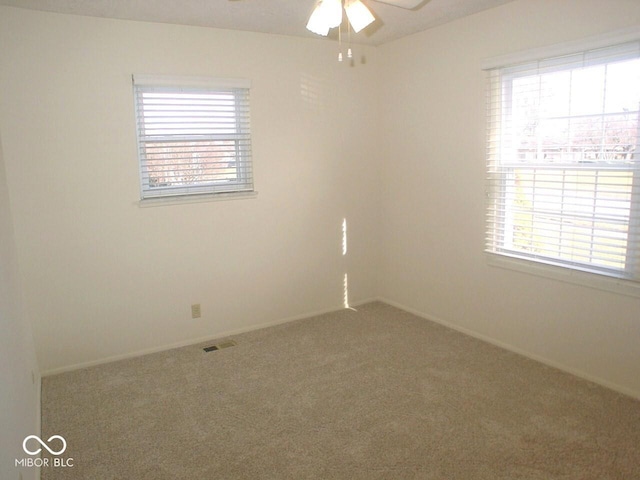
top-left (43, 295), bottom-right (638, 402)
top-left (41, 297), bottom-right (377, 377)
top-left (375, 296), bottom-right (640, 401)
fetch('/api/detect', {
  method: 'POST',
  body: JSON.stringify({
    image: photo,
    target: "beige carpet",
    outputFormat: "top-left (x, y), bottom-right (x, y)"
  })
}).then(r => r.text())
top-left (41, 302), bottom-right (640, 479)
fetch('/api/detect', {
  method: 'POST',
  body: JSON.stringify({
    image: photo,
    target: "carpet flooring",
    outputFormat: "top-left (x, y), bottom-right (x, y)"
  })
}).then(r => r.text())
top-left (41, 302), bottom-right (640, 479)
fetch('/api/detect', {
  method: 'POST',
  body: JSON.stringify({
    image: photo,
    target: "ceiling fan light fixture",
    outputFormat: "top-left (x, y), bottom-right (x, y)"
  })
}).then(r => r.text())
top-left (323, 0), bottom-right (344, 29)
top-left (306, 4), bottom-right (331, 36)
top-left (344, 0), bottom-right (375, 33)
top-left (306, 0), bottom-right (343, 35)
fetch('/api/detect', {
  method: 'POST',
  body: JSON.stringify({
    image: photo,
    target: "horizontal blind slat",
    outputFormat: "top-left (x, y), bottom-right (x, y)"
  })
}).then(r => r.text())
top-left (134, 78), bottom-right (253, 199)
top-left (485, 40), bottom-right (640, 282)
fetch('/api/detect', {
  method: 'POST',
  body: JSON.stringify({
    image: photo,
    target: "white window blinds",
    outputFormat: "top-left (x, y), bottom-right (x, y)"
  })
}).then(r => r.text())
top-left (133, 75), bottom-right (253, 199)
top-left (485, 41), bottom-right (640, 282)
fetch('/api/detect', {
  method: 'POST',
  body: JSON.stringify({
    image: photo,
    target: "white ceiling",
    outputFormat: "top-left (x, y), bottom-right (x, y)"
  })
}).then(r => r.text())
top-left (0, 0), bottom-right (515, 46)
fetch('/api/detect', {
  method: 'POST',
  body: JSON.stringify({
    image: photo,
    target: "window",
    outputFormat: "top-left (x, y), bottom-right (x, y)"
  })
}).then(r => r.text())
top-left (485, 40), bottom-right (640, 285)
top-left (133, 75), bottom-right (253, 200)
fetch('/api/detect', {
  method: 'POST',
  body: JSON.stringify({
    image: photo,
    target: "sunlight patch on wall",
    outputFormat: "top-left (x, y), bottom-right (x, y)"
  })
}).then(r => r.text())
top-left (300, 73), bottom-right (324, 110)
top-left (342, 218), bottom-right (352, 309)
top-left (342, 217), bottom-right (348, 256)
top-left (343, 272), bottom-right (350, 309)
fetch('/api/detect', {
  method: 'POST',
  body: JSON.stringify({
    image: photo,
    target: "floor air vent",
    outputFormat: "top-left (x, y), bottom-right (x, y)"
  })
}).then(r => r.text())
top-left (203, 340), bottom-right (237, 352)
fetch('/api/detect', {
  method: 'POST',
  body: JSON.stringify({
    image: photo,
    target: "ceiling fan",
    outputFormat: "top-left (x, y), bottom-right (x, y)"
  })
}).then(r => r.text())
top-left (304, 0), bottom-right (424, 61)
top-left (229, 0), bottom-right (425, 35)
top-left (305, 0), bottom-right (423, 37)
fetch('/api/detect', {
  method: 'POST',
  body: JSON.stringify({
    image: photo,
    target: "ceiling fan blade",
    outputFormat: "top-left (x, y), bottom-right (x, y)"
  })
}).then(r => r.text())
top-left (372, 0), bottom-right (425, 9)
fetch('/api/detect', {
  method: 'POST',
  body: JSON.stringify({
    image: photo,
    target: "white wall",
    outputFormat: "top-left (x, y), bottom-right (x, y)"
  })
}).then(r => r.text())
top-left (2, 0), bottom-right (640, 400)
top-left (0, 7), bottom-right (381, 373)
top-left (0, 132), bottom-right (40, 478)
top-left (378, 0), bottom-right (640, 397)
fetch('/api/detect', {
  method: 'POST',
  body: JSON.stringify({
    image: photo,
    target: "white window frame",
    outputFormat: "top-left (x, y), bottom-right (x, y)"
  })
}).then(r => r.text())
top-left (133, 75), bottom-right (255, 204)
top-left (483, 29), bottom-right (640, 297)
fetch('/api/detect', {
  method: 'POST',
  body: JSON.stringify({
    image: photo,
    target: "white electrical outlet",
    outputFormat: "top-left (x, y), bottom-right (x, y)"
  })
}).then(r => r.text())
top-left (191, 304), bottom-right (201, 319)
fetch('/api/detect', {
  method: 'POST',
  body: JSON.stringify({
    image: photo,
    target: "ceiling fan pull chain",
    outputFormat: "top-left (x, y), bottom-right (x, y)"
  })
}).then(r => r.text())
top-left (338, 21), bottom-right (343, 61)
top-left (347, 8), bottom-right (353, 60)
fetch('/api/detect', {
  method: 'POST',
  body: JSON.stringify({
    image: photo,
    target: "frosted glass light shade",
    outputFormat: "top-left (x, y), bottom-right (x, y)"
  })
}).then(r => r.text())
top-left (306, 4), bottom-right (331, 36)
top-left (306, 0), bottom-right (376, 37)
top-left (323, 0), bottom-right (343, 28)
top-left (306, 0), bottom-right (343, 35)
top-left (344, 0), bottom-right (375, 33)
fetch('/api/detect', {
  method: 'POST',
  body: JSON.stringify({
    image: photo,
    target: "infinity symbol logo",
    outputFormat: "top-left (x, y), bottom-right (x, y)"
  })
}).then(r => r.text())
top-left (22, 435), bottom-right (67, 456)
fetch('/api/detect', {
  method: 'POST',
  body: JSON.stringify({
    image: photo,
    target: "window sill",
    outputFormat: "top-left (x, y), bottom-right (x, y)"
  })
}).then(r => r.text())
top-left (138, 191), bottom-right (258, 208)
top-left (486, 253), bottom-right (640, 299)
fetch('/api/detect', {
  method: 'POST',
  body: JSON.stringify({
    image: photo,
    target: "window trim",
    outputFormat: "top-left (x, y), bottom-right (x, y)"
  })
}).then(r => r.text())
top-left (486, 252), bottom-right (640, 298)
top-left (483, 28), bottom-right (640, 297)
top-left (481, 26), bottom-right (640, 71)
top-left (136, 190), bottom-right (258, 208)
top-left (132, 74), bottom-right (254, 204)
